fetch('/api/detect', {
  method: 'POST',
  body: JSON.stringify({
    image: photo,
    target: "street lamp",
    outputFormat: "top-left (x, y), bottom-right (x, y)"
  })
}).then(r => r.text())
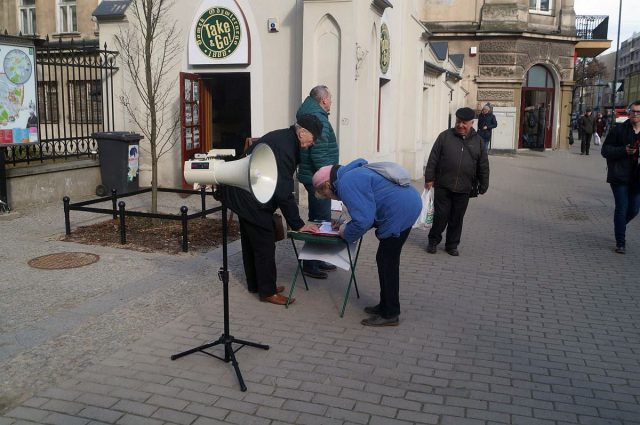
top-left (609, 0), bottom-right (623, 128)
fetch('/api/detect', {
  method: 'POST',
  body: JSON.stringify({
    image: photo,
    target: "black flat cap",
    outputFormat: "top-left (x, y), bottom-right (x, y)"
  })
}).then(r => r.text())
top-left (296, 114), bottom-right (323, 140)
top-left (455, 107), bottom-right (476, 121)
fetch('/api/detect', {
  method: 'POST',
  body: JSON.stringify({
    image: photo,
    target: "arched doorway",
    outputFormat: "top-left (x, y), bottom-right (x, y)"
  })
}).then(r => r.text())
top-left (520, 65), bottom-right (555, 150)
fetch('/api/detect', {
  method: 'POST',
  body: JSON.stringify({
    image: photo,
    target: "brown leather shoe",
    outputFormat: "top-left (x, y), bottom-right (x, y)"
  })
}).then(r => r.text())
top-left (260, 293), bottom-right (294, 305)
top-left (276, 286), bottom-right (285, 294)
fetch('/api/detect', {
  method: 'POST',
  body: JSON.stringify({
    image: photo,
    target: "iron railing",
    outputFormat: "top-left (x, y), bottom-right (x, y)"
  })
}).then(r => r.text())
top-left (3, 37), bottom-right (118, 166)
top-left (575, 15), bottom-right (609, 41)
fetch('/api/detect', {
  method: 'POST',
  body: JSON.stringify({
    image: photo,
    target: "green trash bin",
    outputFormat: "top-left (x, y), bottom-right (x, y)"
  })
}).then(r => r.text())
top-left (93, 132), bottom-right (143, 196)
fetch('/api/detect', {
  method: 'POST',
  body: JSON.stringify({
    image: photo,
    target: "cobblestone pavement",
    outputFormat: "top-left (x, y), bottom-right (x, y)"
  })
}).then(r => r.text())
top-left (1, 144), bottom-right (639, 425)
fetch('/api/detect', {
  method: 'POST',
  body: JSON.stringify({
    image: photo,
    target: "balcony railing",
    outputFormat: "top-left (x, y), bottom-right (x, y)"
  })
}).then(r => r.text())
top-left (576, 15), bottom-right (609, 40)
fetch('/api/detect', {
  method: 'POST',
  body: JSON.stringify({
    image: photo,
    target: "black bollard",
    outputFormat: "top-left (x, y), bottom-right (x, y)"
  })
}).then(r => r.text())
top-left (63, 196), bottom-right (71, 235)
top-left (181, 206), bottom-right (189, 252)
top-left (118, 201), bottom-right (126, 244)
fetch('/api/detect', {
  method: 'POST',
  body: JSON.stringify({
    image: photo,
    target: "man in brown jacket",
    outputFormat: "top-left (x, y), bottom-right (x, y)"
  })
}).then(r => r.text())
top-left (579, 108), bottom-right (596, 155)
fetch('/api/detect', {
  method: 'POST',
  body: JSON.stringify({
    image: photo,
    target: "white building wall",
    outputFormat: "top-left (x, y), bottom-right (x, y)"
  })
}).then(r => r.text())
top-left (97, 0), bottom-right (463, 187)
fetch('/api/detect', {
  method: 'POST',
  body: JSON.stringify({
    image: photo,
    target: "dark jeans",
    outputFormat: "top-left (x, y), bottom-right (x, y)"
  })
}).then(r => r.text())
top-left (610, 183), bottom-right (640, 248)
top-left (581, 133), bottom-right (592, 154)
top-left (303, 183), bottom-right (332, 271)
top-left (376, 226), bottom-right (412, 318)
top-left (239, 217), bottom-right (278, 298)
top-left (428, 187), bottom-right (470, 249)
top-left (480, 136), bottom-right (490, 152)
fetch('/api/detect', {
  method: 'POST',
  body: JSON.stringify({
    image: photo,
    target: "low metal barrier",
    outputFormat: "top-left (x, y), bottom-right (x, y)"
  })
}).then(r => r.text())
top-left (63, 187), bottom-right (221, 252)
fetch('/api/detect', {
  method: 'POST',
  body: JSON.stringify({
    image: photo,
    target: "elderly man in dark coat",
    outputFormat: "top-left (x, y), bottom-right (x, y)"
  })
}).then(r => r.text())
top-left (296, 85), bottom-right (340, 279)
top-left (424, 107), bottom-right (490, 256)
top-left (219, 115), bottom-right (322, 305)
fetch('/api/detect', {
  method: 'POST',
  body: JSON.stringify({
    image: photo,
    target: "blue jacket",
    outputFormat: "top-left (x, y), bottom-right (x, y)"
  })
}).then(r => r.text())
top-left (334, 159), bottom-right (422, 243)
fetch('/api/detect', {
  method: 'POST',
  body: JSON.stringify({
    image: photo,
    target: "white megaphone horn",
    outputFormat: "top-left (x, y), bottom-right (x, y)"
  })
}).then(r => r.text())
top-left (183, 143), bottom-right (278, 204)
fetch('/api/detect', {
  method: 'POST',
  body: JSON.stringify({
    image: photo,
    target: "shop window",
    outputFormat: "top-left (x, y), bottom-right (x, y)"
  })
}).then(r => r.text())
top-left (57, 0), bottom-right (77, 33)
top-left (19, 0), bottom-right (36, 35)
top-left (68, 80), bottom-right (102, 124)
top-left (37, 81), bottom-right (59, 124)
top-left (529, 0), bottom-right (551, 14)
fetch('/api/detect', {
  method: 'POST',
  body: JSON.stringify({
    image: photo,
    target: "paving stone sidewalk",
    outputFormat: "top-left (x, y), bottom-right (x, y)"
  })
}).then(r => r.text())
top-left (1, 145), bottom-right (639, 425)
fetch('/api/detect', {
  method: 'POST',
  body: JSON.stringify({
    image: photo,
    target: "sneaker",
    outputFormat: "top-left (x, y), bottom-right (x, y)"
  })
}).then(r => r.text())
top-left (446, 248), bottom-right (459, 256)
top-left (302, 269), bottom-right (328, 279)
top-left (426, 243), bottom-right (437, 254)
top-left (361, 315), bottom-right (399, 327)
top-left (318, 262), bottom-right (337, 271)
top-left (364, 305), bottom-right (381, 315)
top-left (615, 246), bottom-right (626, 254)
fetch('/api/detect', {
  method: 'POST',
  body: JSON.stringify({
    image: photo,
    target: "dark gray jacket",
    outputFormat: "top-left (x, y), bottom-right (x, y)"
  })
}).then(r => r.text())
top-left (601, 119), bottom-right (640, 185)
top-left (424, 128), bottom-right (490, 194)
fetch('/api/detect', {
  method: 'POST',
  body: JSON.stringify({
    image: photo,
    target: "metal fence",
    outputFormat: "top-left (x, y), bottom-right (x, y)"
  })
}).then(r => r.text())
top-left (3, 37), bottom-right (118, 166)
top-left (575, 15), bottom-right (609, 41)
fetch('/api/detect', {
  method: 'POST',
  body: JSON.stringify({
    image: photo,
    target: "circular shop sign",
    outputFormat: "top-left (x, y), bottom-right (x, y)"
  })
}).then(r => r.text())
top-left (195, 7), bottom-right (242, 59)
top-left (380, 23), bottom-right (390, 74)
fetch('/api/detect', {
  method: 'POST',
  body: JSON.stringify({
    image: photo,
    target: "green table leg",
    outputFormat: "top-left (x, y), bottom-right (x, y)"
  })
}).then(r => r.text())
top-left (340, 238), bottom-right (362, 317)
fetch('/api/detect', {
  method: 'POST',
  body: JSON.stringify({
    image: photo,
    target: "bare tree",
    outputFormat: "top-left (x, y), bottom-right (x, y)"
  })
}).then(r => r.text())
top-left (115, 0), bottom-right (181, 213)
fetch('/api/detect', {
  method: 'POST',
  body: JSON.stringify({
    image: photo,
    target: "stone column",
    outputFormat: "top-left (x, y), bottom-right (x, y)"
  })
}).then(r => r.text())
top-left (558, 81), bottom-right (575, 150)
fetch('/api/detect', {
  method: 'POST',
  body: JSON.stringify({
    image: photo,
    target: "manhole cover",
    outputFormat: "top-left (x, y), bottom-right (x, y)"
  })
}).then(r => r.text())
top-left (28, 252), bottom-right (100, 270)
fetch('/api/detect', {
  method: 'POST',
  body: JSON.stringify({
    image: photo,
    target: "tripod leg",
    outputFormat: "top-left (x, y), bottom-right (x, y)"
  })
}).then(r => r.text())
top-left (232, 337), bottom-right (270, 350)
top-left (226, 342), bottom-right (247, 392)
top-left (171, 336), bottom-right (224, 360)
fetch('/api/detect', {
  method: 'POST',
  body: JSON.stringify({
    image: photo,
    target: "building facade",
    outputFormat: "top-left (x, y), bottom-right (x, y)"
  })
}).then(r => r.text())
top-left (96, 0), bottom-right (471, 189)
top-left (420, 0), bottom-right (583, 151)
top-left (0, 0), bottom-right (99, 40)
top-left (619, 32), bottom-right (640, 80)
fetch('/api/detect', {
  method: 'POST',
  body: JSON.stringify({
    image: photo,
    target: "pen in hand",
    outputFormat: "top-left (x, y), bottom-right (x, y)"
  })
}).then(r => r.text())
top-left (332, 211), bottom-right (345, 230)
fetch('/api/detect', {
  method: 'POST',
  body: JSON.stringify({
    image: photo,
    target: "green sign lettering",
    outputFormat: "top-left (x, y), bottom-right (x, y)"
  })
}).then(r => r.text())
top-left (195, 7), bottom-right (241, 59)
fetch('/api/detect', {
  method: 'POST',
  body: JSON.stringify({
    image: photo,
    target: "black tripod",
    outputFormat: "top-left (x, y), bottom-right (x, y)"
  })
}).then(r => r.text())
top-left (171, 202), bottom-right (269, 392)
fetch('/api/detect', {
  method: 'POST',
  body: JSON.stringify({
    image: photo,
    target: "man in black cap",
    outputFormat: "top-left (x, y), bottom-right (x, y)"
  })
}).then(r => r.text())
top-left (424, 107), bottom-right (490, 256)
top-left (219, 114), bottom-right (323, 304)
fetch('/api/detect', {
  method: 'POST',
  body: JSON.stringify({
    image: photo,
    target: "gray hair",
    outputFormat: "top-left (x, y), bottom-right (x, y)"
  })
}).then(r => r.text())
top-left (310, 85), bottom-right (330, 102)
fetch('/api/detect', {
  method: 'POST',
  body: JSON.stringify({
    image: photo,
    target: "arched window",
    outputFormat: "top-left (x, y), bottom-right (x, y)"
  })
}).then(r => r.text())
top-left (526, 65), bottom-right (554, 88)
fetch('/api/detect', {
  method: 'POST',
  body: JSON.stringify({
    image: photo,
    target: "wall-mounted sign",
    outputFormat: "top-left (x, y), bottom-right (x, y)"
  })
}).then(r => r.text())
top-left (380, 23), bottom-right (390, 75)
top-left (189, 0), bottom-right (250, 65)
top-left (0, 40), bottom-right (38, 145)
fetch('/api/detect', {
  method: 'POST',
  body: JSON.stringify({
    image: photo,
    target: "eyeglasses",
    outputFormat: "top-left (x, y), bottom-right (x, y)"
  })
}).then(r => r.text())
top-left (630, 110), bottom-right (640, 116)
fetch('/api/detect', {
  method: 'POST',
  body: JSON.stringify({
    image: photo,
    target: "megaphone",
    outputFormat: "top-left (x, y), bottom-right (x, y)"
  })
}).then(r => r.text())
top-left (183, 143), bottom-right (278, 204)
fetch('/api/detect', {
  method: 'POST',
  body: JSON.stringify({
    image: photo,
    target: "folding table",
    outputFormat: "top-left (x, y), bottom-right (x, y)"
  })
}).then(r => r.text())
top-left (285, 231), bottom-right (362, 317)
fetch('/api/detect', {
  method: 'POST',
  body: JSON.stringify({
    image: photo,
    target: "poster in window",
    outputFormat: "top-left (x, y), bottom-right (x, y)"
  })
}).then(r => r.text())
top-left (0, 40), bottom-right (38, 145)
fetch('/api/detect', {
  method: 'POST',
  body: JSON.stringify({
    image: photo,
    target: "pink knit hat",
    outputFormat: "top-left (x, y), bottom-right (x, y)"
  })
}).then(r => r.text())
top-left (312, 165), bottom-right (333, 189)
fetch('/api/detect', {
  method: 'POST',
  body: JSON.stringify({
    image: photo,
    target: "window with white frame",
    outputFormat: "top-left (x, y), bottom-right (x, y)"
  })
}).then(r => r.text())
top-left (529, 0), bottom-right (551, 13)
top-left (19, 0), bottom-right (37, 35)
top-left (57, 0), bottom-right (77, 33)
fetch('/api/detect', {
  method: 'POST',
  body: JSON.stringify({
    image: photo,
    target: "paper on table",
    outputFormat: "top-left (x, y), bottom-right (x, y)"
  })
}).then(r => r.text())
top-left (302, 221), bottom-right (339, 236)
top-left (297, 240), bottom-right (358, 271)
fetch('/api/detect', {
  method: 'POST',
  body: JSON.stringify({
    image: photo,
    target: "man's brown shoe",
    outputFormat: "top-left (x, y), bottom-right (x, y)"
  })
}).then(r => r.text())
top-left (260, 293), bottom-right (294, 305)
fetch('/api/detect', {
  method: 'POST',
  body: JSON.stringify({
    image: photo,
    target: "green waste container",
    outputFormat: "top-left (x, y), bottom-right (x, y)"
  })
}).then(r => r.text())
top-left (93, 132), bottom-right (143, 196)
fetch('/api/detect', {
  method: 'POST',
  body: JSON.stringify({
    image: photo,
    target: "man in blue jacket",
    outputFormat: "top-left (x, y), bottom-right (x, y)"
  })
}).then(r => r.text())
top-left (312, 160), bottom-right (421, 326)
top-left (296, 85), bottom-right (339, 279)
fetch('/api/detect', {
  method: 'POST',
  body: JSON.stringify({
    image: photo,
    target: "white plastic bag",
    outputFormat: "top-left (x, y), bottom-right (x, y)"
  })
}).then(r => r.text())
top-left (594, 133), bottom-right (601, 146)
top-left (413, 188), bottom-right (434, 230)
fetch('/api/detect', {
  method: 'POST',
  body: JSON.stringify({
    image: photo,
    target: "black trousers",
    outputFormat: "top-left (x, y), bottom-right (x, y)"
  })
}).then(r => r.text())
top-left (239, 217), bottom-right (278, 298)
top-left (581, 133), bottom-right (592, 154)
top-left (376, 227), bottom-right (412, 318)
top-left (428, 187), bottom-right (470, 249)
